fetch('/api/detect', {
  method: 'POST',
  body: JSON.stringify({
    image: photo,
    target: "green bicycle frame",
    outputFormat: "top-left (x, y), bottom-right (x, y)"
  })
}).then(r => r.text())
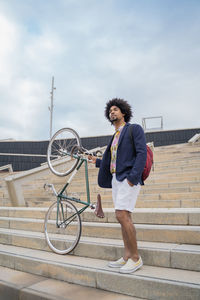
top-left (55, 156), bottom-right (91, 226)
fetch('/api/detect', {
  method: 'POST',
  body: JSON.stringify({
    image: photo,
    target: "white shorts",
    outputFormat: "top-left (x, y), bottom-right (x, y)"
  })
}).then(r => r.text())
top-left (111, 174), bottom-right (141, 212)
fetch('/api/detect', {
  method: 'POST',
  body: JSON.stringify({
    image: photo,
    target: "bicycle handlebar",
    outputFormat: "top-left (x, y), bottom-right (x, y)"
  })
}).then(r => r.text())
top-left (44, 183), bottom-right (58, 196)
top-left (71, 145), bottom-right (103, 158)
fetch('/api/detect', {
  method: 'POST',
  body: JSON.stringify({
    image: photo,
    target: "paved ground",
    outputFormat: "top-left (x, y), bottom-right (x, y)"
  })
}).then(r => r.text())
top-left (0, 266), bottom-right (141, 300)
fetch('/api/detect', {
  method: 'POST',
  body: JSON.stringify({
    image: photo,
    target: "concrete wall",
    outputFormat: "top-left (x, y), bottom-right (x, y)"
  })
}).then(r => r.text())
top-left (0, 127), bottom-right (199, 171)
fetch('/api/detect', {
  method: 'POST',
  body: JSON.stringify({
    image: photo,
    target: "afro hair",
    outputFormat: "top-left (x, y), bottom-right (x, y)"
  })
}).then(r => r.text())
top-left (104, 98), bottom-right (133, 123)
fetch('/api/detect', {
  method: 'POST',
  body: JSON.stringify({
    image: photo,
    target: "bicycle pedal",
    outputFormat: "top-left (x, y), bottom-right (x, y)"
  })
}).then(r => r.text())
top-left (90, 204), bottom-right (96, 210)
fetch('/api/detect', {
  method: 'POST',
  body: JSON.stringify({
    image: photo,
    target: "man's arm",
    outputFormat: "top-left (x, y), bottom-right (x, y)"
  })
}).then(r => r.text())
top-left (126, 124), bottom-right (147, 185)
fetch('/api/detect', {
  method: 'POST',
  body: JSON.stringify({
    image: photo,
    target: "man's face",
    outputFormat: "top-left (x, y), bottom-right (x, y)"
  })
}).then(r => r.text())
top-left (109, 105), bottom-right (125, 123)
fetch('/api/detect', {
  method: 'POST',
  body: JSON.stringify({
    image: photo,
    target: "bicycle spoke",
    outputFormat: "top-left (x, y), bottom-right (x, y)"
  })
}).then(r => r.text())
top-left (47, 128), bottom-right (81, 176)
top-left (44, 200), bottom-right (82, 254)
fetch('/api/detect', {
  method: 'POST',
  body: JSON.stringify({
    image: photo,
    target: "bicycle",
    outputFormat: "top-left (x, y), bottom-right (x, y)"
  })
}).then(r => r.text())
top-left (44, 127), bottom-right (104, 255)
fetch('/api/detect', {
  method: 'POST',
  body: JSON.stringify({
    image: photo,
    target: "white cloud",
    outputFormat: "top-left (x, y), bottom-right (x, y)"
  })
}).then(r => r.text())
top-left (0, 14), bottom-right (20, 85)
top-left (0, 0), bottom-right (200, 141)
top-left (24, 33), bottom-right (66, 73)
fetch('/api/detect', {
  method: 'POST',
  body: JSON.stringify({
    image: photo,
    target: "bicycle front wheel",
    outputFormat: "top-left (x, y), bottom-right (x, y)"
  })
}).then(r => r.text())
top-left (47, 128), bottom-right (81, 176)
top-left (44, 199), bottom-right (82, 254)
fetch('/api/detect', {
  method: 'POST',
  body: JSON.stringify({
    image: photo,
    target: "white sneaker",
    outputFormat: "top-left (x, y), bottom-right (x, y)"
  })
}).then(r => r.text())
top-left (119, 257), bottom-right (143, 274)
top-left (108, 257), bottom-right (126, 268)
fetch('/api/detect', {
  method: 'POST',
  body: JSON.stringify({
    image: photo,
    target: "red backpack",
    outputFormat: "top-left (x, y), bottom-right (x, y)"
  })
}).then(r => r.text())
top-left (129, 124), bottom-right (153, 181)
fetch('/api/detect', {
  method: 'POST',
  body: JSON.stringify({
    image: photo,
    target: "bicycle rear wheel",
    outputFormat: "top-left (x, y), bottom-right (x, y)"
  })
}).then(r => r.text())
top-left (47, 128), bottom-right (81, 176)
top-left (44, 199), bottom-right (82, 254)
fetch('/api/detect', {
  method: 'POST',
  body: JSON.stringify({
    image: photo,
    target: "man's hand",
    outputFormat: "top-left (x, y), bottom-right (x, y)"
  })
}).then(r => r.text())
top-left (127, 179), bottom-right (134, 187)
top-left (88, 155), bottom-right (97, 164)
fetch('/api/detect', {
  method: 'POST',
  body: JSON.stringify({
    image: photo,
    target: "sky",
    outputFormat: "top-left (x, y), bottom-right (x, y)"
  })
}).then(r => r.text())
top-left (0, 0), bottom-right (200, 141)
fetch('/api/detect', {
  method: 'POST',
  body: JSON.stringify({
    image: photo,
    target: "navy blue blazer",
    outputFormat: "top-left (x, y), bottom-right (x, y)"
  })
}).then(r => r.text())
top-left (96, 123), bottom-right (147, 188)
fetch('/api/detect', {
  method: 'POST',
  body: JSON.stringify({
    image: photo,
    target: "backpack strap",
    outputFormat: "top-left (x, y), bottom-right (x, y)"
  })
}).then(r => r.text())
top-left (129, 124), bottom-right (154, 180)
top-left (129, 124), bottom-right (136, 154)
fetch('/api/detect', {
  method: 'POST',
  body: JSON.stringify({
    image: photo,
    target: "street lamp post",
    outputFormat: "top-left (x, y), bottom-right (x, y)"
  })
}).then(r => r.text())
top-left (49, 76), bottom-right (56, 139)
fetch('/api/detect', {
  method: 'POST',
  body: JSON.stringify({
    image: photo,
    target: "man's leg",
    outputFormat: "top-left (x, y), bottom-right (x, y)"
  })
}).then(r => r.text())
top-left (116, 209), bottom-right (139, 262)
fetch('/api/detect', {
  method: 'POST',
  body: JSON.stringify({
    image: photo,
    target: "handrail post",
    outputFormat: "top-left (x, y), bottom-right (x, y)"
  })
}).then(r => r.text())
top-left (5, 176), bottom-right (25, 206)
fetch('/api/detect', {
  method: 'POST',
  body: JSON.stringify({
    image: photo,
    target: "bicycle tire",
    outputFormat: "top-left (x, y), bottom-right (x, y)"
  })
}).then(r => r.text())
top-left (47, 127), bottom-right (81, 176)
top-left (44, 199), bottom-right (82, 254)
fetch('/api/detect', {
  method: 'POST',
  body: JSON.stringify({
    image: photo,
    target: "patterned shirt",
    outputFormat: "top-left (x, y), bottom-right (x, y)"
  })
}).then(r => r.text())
top-left (110, 123), bottom-right (125, 173)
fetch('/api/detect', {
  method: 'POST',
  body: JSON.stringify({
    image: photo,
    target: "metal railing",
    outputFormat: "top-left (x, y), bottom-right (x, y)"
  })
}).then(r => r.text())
top-left (188, 133), bottom-right (200, 144)
top-left (4, 147), bottom-right (104, 207)
top-left (0, 164), bottom-right (13, 172)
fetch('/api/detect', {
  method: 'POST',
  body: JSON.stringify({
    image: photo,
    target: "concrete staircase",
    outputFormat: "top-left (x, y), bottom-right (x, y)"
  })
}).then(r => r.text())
top-left (0, 143), bottom-right (200, 299)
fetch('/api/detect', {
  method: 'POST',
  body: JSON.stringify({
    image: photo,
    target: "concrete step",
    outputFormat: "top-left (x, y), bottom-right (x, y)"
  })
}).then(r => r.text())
top-left (1, 207), bottom-right (199, 225)
top-left (20, 187), bottom-right (200, 204)
top-left (73, 191), bottom-right (200, 202)
top-left (149, 169), bottom-right (200, 180)
top-left (20, 180), bottom-right (200, 200)
top-left (25, 199), bottom-right (58, 207)
top-left (86, 179), bottom-right (200, 190)
top-left (81, 222), bottom-right (200, 244)
top-left (22, 165), bottom-right (200, 186)
top-left (0, 266), bottom-right (136, 300)
top-left (21, 183), bottom-right (200, 208)
top-left (42, 162), bottom-right (200, 177)
top-left (24, 198), bottom-right (53, 207)
top-left (21, 186), bottom-right (200, 204)
top-left (152, 143), bottom-right (200, 154)
top-left (154, 162), bottom-right (200, 171)
top-left (24, 189), bottom-right (200, 201)
top-left (0, 207), bottom-right (48, 219)
top-left (40, 166), bottom-right (200, 184)
top-left (158, 150), bottom-right (200, 158)
top-left (154, 155), bottom-right (200, 164)
top-left (141, 186), bottom-right (200, 193)
top-left (149, 168), bottom-right (200, 177)
top-left (154, 155), bottom-right (200, 162)
top-left (83, 208), bottom-right (200, 225)
top-left (135, 199), bottom-right (200, 208)
top-left (37, 182), bottom-right (200, 195)
top-left (143, 180), bottom-right (200, 190)
top-left (153, 165), bottom-right (200, 174)
top-left (52, 166), bottom-right (200, 180)
top-left (139, 191), bottom-right (200, 200)
top-left (0, 228), bottom-right (199, 272)
top-left (0, 216), bottom-right (200, 244)
top-left (26, 195), bottom-right (200, 208)
top-left (156, 151), bottom-right (200, 158)
top-left (17, 173), bottom-right (200, 198)
top-left (0, 244), bottom-right (199, 299)
top-left (80, 180), bottom-right (200, 190)
top-left (25, 197), bottom-right (200, 209)
top-left (147, 174), bottom-right (200, 184)
top-left (87, 191), bottom-right (200, 200)
top-left (26, 172), bottom-right (200, 192)
top-left (87, 198), bottom-right (200, 209)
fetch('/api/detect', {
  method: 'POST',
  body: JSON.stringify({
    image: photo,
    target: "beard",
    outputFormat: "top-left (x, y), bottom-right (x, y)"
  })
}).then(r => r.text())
top-left (110, 116), bottom-right (118, 124)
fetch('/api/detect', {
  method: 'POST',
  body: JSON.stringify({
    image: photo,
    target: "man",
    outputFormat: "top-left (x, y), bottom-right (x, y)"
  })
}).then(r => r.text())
top-left (89, 98), bottom-right (147, 274)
